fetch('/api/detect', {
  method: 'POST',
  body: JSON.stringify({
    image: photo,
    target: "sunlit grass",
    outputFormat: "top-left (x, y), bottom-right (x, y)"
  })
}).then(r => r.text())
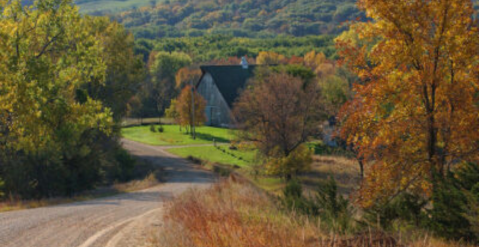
top-left (121, 125), bottom-right (237, 146)
top-left (168, 145), bottom-right (256, 167)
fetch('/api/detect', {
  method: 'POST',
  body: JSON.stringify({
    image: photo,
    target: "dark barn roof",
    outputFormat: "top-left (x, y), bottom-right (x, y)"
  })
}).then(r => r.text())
top-left (199, 65), bottom-right (257, 108)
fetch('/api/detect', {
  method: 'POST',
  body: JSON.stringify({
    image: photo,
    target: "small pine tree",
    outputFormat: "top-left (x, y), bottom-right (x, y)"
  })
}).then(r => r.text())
top-left (428, 174), bottom-right (473, 240)
top-left (314, 176), bottom-right (353, 233)
top-left (282, 179), bottom-right (315, 215)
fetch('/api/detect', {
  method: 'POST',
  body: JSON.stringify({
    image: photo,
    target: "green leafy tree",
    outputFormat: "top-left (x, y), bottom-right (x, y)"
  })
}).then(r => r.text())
top-left (320, 75), bottom-right (351, 116)
top-left (165, 99), bottom-right (180, 125)
top-left (0, 0), bottom-right (113, 197)
top-left (149, 51), bottom-right (192, 118)
top-left (85, 16), bottom-right (146, 121)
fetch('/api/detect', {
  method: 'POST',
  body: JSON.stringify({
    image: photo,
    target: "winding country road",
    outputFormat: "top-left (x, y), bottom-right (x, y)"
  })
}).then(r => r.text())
top-left (0, 139), bottom-right (215, 247)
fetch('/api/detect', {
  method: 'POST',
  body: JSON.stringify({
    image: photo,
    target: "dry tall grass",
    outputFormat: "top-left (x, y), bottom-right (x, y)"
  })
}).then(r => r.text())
top-left (300, 155), bottom-right (361, 194)
top-left (151, 178), bottom-right (475, 247)
top-left (152, 179), bottom-right (321, 247)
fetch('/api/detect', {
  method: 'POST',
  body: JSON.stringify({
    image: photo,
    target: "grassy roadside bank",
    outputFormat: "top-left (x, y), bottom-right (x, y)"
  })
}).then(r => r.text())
top-left (0, 158), bottom-right (163, 213)
top-left (150, 179), bottom-right (472, 247)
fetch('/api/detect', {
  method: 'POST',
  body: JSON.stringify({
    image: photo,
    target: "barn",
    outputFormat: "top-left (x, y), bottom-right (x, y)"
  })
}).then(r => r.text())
top-left (196, 61), bottom-right (256, 127)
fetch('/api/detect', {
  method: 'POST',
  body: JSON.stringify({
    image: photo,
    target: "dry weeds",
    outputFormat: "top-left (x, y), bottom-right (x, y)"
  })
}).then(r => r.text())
top-left (151, 178), bottom-right (475, 247)
top-left (299, 155), bottom-right (361, 195)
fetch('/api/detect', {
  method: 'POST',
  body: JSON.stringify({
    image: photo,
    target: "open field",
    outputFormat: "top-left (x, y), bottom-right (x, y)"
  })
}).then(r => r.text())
top-left (121, 125), bottom-right (236, 146)
top-left (76, 0), bottom-right (161, 14)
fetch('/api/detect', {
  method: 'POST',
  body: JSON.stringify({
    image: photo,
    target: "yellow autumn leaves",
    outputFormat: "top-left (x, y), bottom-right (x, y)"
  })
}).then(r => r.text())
top-left (0, 0), bottom-right (113, 153)
top-left (338, 0), bottom-right (479, 207)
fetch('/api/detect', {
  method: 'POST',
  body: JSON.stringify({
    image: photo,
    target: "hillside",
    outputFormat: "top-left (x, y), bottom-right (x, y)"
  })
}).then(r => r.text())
top-left (112, 0), bottom-right (364, 39)
top-left (82, 0), bottom-right (479, 40)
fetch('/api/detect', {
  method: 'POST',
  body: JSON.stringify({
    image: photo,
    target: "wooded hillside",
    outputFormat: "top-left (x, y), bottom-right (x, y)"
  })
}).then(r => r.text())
top-left (112, 0), bottom-right (365, 39)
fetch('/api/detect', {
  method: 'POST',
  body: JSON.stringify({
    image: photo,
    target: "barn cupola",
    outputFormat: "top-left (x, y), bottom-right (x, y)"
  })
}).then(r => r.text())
top-left (240, 56), bottom-right (248, 69)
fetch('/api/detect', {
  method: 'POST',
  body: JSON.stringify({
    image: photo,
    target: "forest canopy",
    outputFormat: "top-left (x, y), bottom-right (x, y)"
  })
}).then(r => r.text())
top-left (111, 0), bottom-right (365, 39)
top-left (134, 34), bottom-right (337, 63)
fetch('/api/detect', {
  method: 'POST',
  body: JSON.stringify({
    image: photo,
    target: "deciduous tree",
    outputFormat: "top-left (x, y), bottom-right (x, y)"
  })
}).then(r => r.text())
top-left (85, 17), bottom-right (145, 121)
top-left (165, 99), bottom-right (180, 125)
top-left (337, 0), bottom-right (479, 207)
top-left (320, 75), bottom-right (351, 117)
top-left (176, 85), bottom-right (206, 135)
top-left (256, 51), bottom-right (286, 65)
top-left (175, 67), bottom-right (202, 89)
top-left (0, 0), bottom-right (114, 197)
top-left (149, 51), bottom-right (192, 118)
top-left (233, 71), bottom-right (323, 179)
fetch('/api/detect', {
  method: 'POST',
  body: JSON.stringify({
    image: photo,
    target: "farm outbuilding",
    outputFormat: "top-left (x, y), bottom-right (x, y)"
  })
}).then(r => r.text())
top-left (196, 61), bottom-right (257, 127)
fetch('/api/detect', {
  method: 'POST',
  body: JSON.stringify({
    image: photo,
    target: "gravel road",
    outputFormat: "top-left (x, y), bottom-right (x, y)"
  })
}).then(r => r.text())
top-left (0, 139), bottom-right (215, 247)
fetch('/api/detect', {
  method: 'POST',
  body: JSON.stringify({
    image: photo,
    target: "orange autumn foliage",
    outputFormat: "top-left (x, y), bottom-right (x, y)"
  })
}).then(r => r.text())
top-left (337, 0), bottom-right (479, 207)
top-left (175, 67), bottom-right (202, 89)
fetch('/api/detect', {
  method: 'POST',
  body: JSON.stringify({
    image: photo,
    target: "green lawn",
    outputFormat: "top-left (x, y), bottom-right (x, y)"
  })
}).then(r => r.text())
top-left (167, 146), bottom-right (257, 168)
top-left (122, 125), bottom-right (357, 194)
top-left (167, 145), bottom-right (285, 193)
top-left (121, 125), bottom-right (236, 146)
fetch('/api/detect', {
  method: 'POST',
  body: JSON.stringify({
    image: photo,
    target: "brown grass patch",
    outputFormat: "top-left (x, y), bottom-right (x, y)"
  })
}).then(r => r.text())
top-left (298, 155), bottom-right (360, 195)
top-left (113, 171), bottom-right (161, 192)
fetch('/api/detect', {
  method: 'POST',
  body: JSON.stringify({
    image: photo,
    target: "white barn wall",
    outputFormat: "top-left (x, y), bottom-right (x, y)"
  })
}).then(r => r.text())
top-left (197, 73), bottom-right (233, 127)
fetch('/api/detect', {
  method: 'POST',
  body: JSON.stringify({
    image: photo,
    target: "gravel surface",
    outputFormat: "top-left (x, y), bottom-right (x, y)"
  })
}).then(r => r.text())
top-left (0, 139), bottom-right (215, 247)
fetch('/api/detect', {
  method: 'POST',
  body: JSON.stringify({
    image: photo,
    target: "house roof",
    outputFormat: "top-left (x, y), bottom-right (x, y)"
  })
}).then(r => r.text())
top-left (199, 65), bottom-right (257, 108)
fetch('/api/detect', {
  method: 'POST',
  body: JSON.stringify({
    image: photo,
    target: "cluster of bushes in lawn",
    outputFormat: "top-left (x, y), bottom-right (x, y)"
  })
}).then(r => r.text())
top-left (149, 124), bottom-right (164, 133)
